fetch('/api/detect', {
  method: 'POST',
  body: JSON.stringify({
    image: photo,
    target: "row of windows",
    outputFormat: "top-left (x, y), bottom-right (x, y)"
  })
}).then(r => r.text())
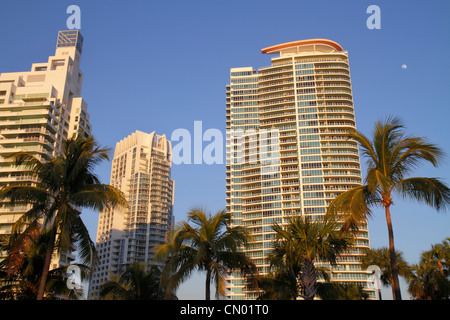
top-left (297, 81), bottom-right (316, 88)
top-left (297, 75), bottom-right (315, 82)
top-left (304, 199), bottom-right (325, 206)
top-left (303, 192), bottom-right (324, 199)
top-left (300, 148), bottom-right (321, 155)
top-left (295, 69), bottom-right (314, 76)
top-left (297, 101), bottom-right (317, 107)
top-left (262, 180), bottom-right (281, 187)
top-left (302, 176), bottom-right (323, 184)
top-left (230, 77), bottom-right (259, 84)
top-left (262, 195), bottom-right (281, 202)
top-left (231, 71), bottom-right (254, 77)
top-left (299, 128), bottom-right (319, 134)
top-left (299, 120), bottom-right (318, 127)
top-left (231, 113), bottom-right (259, 119)
top-left (261, 166), bottom-right (280, 174)
top-left (301, 162), bottom-right (322, 169)
top-left (304, 207), bottom-right (326, 214)
top-left (301, 155), bottom-right (321, 162)
top-left (231, 119), bottom-right (259, 125)
top-left (231, 95), bottom-right (258, 101)
top-left (230, 107), bottom-right (259, 113)
top-left (299, 134), bottom-right (320, 141)
top-left (298, 107), bottom-right (318, 114)
top-left (230, 89), bottom-right (258, 95)
top-left (297, 94), bottom-right (316, 101)
top-left (299, 113), bottom-right (318, 120)
top-left (262, 202), bottom-right (282, 209)
top-left (262, 187), bottom-right (281, 194)
top-left (231, 84), bottom-right (258, 89)
top-left (295, 63), bottom-right (314, 69)
top-left (299, 141), bottom-right (320, 148)
top-left (231, 101), bottom-right (258, 106)
top-left (297, 88), bottom-right (316, 94)
top-left (302, 169), bottom-right (323, 176)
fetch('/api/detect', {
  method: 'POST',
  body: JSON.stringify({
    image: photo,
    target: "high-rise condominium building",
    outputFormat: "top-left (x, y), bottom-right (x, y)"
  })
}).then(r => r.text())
top-left (226, 39), bottom-right (373, 299)
top-left (0, 30), bottom-right (91, 268)
top-left (89, 130), bottom-right (174, 298)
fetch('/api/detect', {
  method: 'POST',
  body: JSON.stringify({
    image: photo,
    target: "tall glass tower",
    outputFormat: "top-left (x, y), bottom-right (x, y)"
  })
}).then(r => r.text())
top-left (226, 39), bottom-right (373, 300)
top-left (0, 30), bottom-right (92, 269)
top-left (89, 130), bottom-right (174, 299)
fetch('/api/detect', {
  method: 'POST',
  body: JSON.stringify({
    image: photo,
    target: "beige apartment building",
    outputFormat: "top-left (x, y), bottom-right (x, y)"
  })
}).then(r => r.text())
top-left (89, 130), bottom-right (174, 299)
top-left (226, 39), bottom-right (374, 299)
top-left (0, 30), bottom-right (91, 268)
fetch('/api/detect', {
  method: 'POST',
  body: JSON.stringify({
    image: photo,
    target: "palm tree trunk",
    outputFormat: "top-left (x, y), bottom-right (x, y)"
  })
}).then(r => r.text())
top-left (205, 269), bottom-right (211, 300)
top-left (384, 205), bottom-right (402, 300)
top-left (36, 228), bottom-right (56, 300)
top-left (301, 257), bottom-right (317, 300)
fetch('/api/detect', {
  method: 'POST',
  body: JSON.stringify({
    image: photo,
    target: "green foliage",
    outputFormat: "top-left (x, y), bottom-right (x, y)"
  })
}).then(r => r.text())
top-left (0, 136), bottom-right (126, 299)
top-left (99, 263), bottom-right (171, 300)
top-left (259, 215), bottom-right (353, 300)
top-left (154, 207), bottom-right (257, 300)
top-left (327, 115), bottom-right (450, 300)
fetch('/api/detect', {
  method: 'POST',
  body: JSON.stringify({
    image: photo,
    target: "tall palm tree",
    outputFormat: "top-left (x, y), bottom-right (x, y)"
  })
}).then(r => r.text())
top-left (268, 216), bottom-right (353, 300)
top-left (155, 207), bottom-right (257, 300)
top-left (0, 136), bottom-right (127, 300)
top-left (99, 263), bottom-right (170, 300)
top-left (326, 116), bottom-right (450, 300)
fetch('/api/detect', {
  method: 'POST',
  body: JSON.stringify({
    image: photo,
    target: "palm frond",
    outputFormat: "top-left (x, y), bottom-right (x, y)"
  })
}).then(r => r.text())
top-left (326, 185), bottom-right (380, 231)
top-left (395, 177), bottom-right (450, 212)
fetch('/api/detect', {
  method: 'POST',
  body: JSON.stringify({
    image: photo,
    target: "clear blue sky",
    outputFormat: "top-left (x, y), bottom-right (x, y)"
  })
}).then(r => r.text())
top-left (1, 0), bottom-right (449, 299)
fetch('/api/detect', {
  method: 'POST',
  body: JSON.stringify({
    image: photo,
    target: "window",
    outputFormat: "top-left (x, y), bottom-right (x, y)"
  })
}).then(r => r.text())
top-left (304, 199), bottom-right (325, 206)
top-left (302, 176), bottom-right (323, 184)
top-left (300, 148), bottom-right (321, 155)
top-left (302, 169), bottom-right (322, 176)
top-left (298, 120), bottom-right (318, 127)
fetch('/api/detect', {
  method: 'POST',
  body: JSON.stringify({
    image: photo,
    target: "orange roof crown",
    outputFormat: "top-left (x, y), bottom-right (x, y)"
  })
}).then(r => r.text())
top-left (261, 39), bottom-right (343, 54)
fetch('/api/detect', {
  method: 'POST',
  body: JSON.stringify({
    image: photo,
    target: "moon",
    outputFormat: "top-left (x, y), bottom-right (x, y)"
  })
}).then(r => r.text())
top-left (402, 64), bottom-right (407, 69)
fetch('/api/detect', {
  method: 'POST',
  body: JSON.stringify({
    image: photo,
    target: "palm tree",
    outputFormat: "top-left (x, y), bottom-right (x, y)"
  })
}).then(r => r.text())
top-left (0, 136), bottom-right (127, 300)
top-left (0, 229), bottom-right (43, 299)
top-left (407, 239), bottom-right (450, 300)
top-left (99, 263), bottom-right (170, 300)
top-left (257, 261), bottom-right (305, 300)
top-left (407, 260), bottom-right (450, 300)
top-left (326, 116), bottom-right (450, 300)
top-left (360, 247), bottom-right (410, 299)
top-left (316, 282), bottom-right (369, 300)
top-left (154, 207), bottom-right (257, 300)
top-left (0, 228), bottom-right (88, 299)
top-left (267, 216), bottom-right (353, 300)
top-left (422, 239), bottom-right (450, 276)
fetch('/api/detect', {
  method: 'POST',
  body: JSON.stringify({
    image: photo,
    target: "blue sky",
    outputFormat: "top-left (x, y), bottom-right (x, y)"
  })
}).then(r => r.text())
top-left (1, 0), bottom-right (449, 299)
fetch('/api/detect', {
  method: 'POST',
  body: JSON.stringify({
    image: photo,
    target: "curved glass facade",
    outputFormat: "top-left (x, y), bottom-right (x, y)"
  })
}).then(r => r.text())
top-left (226, 40), bottom-right (374, 300)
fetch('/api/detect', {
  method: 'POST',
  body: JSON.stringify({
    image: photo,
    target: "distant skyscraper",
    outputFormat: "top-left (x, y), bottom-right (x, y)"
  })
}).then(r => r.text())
top-left (0, 30), bottom-right (92, 268)
top-left (226, 39), bottom-right (373, 299)
top-left (89, 130), bottom-right (174, 299)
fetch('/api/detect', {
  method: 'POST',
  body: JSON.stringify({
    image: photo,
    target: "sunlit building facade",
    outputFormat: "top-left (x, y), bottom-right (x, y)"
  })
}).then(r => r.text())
top-left (226, 39), bottom-right (373, 299)
top-left (0, 30), bottom-right (91, 269)
top-left (89, 130), bottom-right (174, 299)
